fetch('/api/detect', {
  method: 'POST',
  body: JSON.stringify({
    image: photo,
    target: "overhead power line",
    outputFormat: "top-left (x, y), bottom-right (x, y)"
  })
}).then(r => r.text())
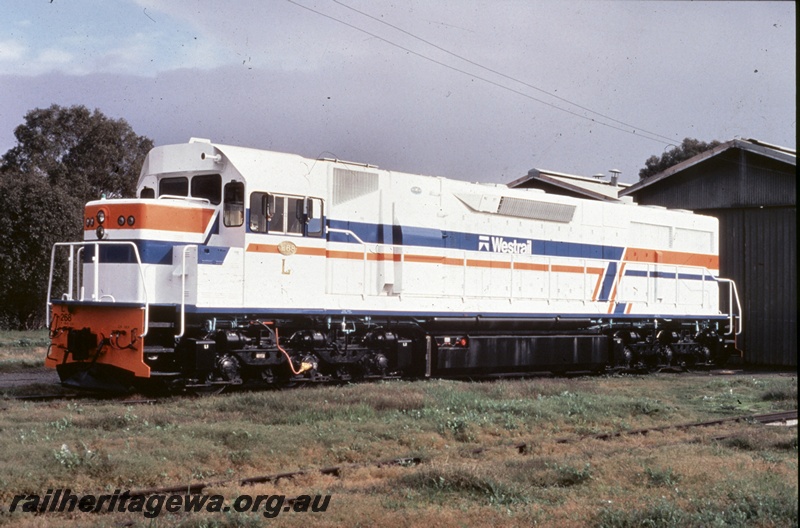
top-left (287, 0), bottom-right (677, 146)
top-left (331, 0), bottom-right (677, 145)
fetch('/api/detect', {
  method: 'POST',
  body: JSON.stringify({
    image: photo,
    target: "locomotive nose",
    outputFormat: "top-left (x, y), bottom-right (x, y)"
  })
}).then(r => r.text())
top-left (85, 203), bottom-right (142, 239)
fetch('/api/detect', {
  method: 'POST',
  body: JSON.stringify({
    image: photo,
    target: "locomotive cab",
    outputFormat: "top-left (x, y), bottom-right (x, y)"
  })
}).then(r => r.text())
top-left (46, 140), bottom-right (249, 391)
top-left (45, 139), bottom-right (336, 392)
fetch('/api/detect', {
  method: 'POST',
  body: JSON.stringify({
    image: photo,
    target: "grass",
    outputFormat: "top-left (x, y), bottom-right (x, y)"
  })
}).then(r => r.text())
top-left (0, 330), bottom-right (50, 348)
top-left (0, 373), bottom-right (796, 527)
top-left (0, 330), bottom-right (48, 372)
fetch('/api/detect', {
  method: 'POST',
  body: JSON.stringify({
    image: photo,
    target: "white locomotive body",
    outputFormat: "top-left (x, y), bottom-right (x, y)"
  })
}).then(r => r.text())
top-left (46, 139), bottom-right (740, 392)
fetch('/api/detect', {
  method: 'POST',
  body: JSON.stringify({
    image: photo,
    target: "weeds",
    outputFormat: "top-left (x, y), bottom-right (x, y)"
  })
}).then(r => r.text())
top-left (644, 466), bottom-right (680, 487)
top-left (594, 484), bottom-right (798, 528)
top-left (543, 461), bottom-right (593, 487)
top-left (0, 347), bottom-right (45, 373)
top-left (52, 442), bottom-right (98, 469)
top-left (761, 385), bottom-right (798, 408)
top-left (398, 463), bottom-right (530, 506)
top-left (509, 458), bottom-right (594, 488)
top-left (0, 375), bottom-right (795, 527)
top-left (0, 331), bottom-right (49, 373)
top-left (0, 330), bottom-right (49, 348)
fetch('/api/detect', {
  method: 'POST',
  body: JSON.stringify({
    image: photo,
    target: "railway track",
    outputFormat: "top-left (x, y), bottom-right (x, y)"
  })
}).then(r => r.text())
top-left (93, 409), bottom-right (794, 501)
top-left (1, 365), bottom-right (793, 402)
top-left (6, 394), bottom-right (161, 405)
top-left (125, 456), bottom-right (423, 498)
top-left (0, 394), bottom-right (161, 412)
top-left (552, 409), bottom-right (797, 444)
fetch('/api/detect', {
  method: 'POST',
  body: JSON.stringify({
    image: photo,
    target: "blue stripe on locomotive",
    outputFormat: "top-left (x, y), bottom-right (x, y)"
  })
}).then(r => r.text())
top-left (84, 241), bottom-right (229, 265)
top-left (598, 262), bottom-right (619, 301)
top-left (326, 219), bottom-right (624, 260)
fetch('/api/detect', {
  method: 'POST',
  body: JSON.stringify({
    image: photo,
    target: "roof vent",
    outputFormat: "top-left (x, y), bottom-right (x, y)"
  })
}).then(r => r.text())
top-left (609, 169), bottom-right (621, 187)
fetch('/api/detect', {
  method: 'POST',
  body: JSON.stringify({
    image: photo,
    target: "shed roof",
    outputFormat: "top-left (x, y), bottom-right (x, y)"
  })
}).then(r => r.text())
top-left (508, 168), bottom-right (629, 202)
top-left (620, 138), bottom-right (796, 197)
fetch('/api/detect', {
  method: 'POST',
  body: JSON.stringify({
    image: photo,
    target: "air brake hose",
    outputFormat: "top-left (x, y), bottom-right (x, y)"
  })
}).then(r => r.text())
top-left (274, 327), bottom-right (314, 375)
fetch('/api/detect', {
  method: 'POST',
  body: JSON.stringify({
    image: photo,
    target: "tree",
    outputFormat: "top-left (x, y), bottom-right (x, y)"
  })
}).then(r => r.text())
top-left (1, 104), bottom-right (153, 202)
top-left (639, 138), bottom-right (722, 180)
top-left (0, 105), bottom-right (153, 329)
top-left (0, 174), bottom-right (82, 329)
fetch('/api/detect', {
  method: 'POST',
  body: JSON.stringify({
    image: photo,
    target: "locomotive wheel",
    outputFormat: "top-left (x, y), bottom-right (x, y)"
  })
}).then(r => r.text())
top-left (662, 345), bottom-right (675, 367)
top-left (622, 346), bottom-right (634, 369)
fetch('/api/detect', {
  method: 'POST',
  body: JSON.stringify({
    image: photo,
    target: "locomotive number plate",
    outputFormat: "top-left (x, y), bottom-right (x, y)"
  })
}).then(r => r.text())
top-left (277, 241), bottom-right (298, 256)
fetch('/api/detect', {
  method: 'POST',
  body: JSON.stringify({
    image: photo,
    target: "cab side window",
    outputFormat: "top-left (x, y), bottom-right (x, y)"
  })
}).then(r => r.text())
top-left (191, 174), bottom-right (222, 204)
top-left (306, 198), bottom-right (323, 237)
top-left (286, 197), bottom-right (304, 234)
top-left (249, 192), bottom-right (324, 237)
top-left (159, 177), bottom-right (188, 197)
top-left (223, 182), bottom-right (244, 227)
top-left (249, 192), bottom-right (269, 232)
top-left (268, 195), bottom-right (285, 233)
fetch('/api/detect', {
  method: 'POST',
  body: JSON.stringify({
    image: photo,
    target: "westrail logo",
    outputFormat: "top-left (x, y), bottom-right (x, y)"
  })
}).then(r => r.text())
top-left (478, 236), bottom-right (532, 254)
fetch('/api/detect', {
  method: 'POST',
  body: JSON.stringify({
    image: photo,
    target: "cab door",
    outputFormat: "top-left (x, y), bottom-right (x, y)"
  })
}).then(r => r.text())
top-left (195, 180), bottom-right (245, 308)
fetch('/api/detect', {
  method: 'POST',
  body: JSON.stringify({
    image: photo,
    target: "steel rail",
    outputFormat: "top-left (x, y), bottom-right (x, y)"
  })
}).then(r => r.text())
top-left (124, 456), bottom-right (423, 498)
top-left (550, 409), bottom-right (797, 444)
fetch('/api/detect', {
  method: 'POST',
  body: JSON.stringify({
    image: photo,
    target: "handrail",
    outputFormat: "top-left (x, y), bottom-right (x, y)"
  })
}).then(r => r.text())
top-left (327, 227), bottom-right (368, 246)
top-left (46, 241), bottom-right (150, 337)
top-left (324, 232), bottom-right (742, 333)
top-left (157, 194), bottom-right (211, 204)
top-left (714, 277), bottom-right (743, 336)
top-left (174, 245), bottom-right (192, 339)
top-left (76, 246), bottom-right (84, 300)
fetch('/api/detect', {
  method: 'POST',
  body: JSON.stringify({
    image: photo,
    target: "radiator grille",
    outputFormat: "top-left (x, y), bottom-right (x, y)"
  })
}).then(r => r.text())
top-left (332, 168), bottom-right (379, 206)
top-left (497, 196), bottom-right (576, 223)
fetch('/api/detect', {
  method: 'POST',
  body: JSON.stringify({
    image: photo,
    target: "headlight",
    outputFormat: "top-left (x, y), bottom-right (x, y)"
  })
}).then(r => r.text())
top-left (96, 225), bottom-right (105, 239)
top-left (96, 211), bottom-right (105, 224)
top-left (85, 218), bottom-right (95, 228)
top-left (127, 215), bottom-right (135, 226)
top-left (118, 215), bottom-right (126, 226)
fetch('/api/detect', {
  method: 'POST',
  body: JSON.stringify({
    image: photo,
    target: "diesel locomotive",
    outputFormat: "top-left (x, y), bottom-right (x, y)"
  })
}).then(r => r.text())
top-left (45, 139), bottom-right (741, 392)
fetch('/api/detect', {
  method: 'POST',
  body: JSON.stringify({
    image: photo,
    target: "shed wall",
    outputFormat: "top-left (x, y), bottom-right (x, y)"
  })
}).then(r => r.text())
top-left (708, 206), bottom-right (796, 367)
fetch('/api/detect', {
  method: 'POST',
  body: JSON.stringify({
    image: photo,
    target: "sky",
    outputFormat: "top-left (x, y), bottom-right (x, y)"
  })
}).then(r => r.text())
top-left (0, 0), bottom-right (795, 185)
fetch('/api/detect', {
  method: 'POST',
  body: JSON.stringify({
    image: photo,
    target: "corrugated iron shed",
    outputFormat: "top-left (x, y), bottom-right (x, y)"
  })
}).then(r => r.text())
top-left (621, 138), bottom-right (797, 367)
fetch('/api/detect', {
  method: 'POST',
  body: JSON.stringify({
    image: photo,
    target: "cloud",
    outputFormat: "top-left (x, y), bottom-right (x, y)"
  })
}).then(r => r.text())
top-left (0, 39), bottom-right (27, 62)
top-left (22, 49), bottom-right (74, 76)
top-left (0, 1), bottom-right (235, 77)
top-left (0, 0), bottom-right (794, 186)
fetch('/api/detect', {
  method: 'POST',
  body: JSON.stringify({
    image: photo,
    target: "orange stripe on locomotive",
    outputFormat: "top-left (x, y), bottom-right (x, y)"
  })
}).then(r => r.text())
top-left (84, 202), bottom-right (216, 234)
